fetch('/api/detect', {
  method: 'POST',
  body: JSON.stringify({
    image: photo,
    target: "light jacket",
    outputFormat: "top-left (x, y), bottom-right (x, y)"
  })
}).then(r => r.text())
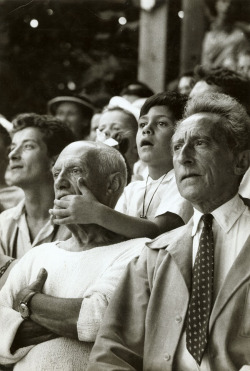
top-left (88, 219), bottom-right (250, 371)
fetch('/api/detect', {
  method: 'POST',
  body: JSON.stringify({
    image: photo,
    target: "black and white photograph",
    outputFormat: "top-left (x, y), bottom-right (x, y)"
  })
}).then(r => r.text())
top-left (0, 0), bottom-right (250, 370)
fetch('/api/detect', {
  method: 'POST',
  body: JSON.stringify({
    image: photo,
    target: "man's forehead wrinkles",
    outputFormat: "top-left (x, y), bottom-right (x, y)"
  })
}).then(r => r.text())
top-left (55, 155), bottom-right (84, 168)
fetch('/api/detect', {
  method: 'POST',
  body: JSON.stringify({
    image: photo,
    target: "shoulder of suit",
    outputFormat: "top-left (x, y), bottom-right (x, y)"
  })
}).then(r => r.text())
top-left (146, 223), bottom-right (189, 250)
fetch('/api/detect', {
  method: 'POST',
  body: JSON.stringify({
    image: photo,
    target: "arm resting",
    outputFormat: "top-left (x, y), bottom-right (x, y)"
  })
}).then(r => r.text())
top-left (11, 320), bottom-right (58, 353)
top-left (30, 294), bottom-right (82, 339)
top-left (96, 204), bottom-right (184, 239)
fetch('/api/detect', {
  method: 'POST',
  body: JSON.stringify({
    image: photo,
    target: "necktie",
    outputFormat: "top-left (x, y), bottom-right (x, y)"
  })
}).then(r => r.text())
top-left (186, 213), bottom-right (214, 365)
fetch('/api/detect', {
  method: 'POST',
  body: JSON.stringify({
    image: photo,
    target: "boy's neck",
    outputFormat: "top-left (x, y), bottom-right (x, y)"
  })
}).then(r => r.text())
top-left (148, 164), bottom-right (173, 180)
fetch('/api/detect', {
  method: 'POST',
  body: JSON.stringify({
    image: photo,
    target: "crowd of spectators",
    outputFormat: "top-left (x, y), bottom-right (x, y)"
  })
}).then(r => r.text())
top-left (0, 0), bottom-right (250, 369)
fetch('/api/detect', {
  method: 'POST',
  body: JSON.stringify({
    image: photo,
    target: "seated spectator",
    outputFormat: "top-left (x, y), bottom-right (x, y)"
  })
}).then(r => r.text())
top-left (178, 71), bottom-right (195, 96)
top-left (190, 65), bottom-right (250, 199)
top-left (201, 0), bottom-right (250, 69)
top-left (0, 141), bottom-right (149, 370)
top-left (47, 94), bottom-right (95, 140)
top-left (50, 92), bottom-right (193, 239)
top-left (96, 97), bottom-right (139, 178)
top-left (88, 92), bottom-right (250, 371)
top-left (0, 113), bottom-right (74, 260)
top-left (0, 124), bottom-right (24, 211)
top-left (190, 65), bottom-right (250, 113)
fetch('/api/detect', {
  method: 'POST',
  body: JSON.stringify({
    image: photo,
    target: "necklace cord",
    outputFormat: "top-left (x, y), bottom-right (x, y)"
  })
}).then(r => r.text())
top-left (140, 174), bottom-right (167, 219)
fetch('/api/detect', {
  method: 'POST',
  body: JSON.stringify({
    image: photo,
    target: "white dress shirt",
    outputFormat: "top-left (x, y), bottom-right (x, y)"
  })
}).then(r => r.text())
top-left (175, 194), bottom-right (250, 371)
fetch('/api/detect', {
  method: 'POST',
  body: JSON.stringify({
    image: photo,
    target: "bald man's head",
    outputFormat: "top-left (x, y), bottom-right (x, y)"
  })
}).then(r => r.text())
top-left (53, 141), bottom-right (127, 207)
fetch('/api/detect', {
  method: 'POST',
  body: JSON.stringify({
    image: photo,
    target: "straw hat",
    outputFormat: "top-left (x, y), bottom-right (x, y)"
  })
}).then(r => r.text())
top-left (47, 95), bottom-right (95, 116)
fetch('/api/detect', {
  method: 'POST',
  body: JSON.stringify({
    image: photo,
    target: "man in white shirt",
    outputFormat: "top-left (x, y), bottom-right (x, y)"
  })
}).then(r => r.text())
top-left (0, 113), bottom-right (74, 260)
top-left (0, 141), bottom-right (149, 370)
top-left (87, 92), bottom-right (250, 371)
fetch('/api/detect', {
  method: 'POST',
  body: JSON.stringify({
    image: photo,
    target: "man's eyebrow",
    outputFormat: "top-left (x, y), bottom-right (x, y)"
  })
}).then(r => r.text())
top-left (11, 139), bottom-right (38, 146)
top-left (190, 134), bottom-right (212, 141)
top-left (139, 114), bottom-right (169, 119)
top-left (173, 133), bottom-right (211, 141)
top-left (171, 137), bottom-right (184, 144)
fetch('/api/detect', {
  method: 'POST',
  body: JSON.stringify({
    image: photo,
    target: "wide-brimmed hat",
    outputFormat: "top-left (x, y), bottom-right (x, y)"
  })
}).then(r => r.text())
top-left (47, 95), bottom-right (95, 116)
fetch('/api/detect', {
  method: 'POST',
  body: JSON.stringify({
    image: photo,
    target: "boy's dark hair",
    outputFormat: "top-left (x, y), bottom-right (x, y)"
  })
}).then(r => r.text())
top-left (194, 65), bottom-right (250, 109)
top-left (0, 124), bottom-right (11, 147)
top-left (12, 113), bottom-right (76, 157)
top-left (140, 91), bottom-right (188, 121)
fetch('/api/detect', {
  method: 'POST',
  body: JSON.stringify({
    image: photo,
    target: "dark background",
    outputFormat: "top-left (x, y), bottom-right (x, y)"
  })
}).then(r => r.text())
top-left (0, 0), bottom-right (140, 118)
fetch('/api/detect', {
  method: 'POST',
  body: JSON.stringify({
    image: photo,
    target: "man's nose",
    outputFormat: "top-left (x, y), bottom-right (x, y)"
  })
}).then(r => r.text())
top-left (9, 146), bottom-right (21, 160)
top-left (54, 171), bottom-right (70, 189)
top-left (177, 144), bottom-right (194, 165)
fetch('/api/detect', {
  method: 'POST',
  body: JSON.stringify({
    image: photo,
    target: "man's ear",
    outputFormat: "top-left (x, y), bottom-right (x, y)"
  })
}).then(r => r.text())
top-left (106, 172), bottom-right (123, 195)
top-left (234, 150), bottom-right (250, 176)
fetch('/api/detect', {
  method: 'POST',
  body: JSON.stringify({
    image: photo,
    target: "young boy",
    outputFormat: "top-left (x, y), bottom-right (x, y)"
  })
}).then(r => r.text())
top-left (50, 92), bottom-right (193, 238)
top-left (96, 98), bottom-right (139, 178)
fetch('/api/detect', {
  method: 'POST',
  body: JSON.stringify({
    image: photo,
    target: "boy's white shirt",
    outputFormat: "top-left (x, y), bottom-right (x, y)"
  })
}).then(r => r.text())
top-left (115, 169), bottom-right (193, 223)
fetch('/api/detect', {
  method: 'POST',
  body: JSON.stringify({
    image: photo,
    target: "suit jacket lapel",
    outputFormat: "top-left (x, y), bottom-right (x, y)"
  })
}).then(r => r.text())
top-left (167, 220), bottom-right (194, 292)
top-left (209, 234), bottom-right (250, 331)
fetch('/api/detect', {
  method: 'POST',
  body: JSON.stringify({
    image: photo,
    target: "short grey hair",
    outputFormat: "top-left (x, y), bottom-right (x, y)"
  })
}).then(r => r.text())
top-left (179, 92), bottom-right (250, 155)
top-left (83, 141), bottom-right (127, 203)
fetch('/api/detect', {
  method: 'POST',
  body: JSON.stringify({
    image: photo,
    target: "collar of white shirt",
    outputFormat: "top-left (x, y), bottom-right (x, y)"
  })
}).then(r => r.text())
top-left (191, 193), bottom-right (247, 237)
top-left (147, 168), bottom-right (174, 184)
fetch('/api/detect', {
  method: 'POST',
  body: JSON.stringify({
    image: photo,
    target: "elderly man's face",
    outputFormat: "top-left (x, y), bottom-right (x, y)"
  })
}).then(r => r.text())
top-left (172, 113), bottom-right (239, 211)
top-left (52, 142), bottom-right (98, 201)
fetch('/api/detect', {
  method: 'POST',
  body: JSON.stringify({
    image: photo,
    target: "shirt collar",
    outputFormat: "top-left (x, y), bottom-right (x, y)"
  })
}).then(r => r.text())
top-left (12, 199), bottom-right (26, 221)
top-left (191, 193), bottom-right (246, 237)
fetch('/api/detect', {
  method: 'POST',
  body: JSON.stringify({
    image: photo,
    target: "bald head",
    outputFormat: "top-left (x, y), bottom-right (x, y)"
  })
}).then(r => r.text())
top-left (53, 141), bottom-right (127, 207)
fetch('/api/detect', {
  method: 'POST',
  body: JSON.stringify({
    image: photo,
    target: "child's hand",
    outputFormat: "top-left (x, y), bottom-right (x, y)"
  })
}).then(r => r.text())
top-left (49, 178), bottom-right (99, 225)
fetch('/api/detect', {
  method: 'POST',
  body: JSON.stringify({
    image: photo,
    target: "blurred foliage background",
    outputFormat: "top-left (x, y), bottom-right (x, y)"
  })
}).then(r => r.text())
top-left (0, 0), bottom-right (139, 119)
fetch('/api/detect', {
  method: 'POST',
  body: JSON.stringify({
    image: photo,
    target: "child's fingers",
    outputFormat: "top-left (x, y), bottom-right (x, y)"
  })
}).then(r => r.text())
top-left (52, 216), bottom-right (73, 225)
top-left (54, 199), bottom-right (70, 208)
top-left (49, 208), bottom-right (70, 218)
top-left (77, 177), bottom-right (90, 195)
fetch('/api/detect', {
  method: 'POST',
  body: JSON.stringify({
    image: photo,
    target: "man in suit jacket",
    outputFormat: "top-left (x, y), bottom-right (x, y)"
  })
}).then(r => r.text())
top-left (87, 92), bottom-right (250, 371)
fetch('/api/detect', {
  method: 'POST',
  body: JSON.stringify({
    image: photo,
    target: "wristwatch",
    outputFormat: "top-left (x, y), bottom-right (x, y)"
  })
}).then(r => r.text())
top-left (18, 291), bottom-right (37, 319)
